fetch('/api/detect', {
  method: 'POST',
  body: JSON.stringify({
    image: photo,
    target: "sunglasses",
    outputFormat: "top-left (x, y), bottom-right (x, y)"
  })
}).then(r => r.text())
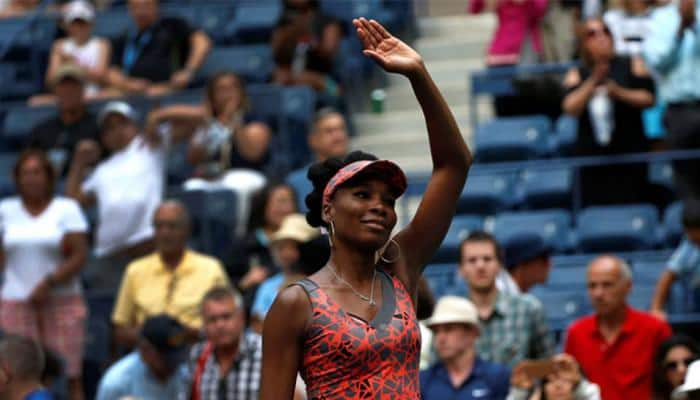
top-left (586, 27), bottom-right (611, 39)
top-left (665, 358), bottom-right (696, 371)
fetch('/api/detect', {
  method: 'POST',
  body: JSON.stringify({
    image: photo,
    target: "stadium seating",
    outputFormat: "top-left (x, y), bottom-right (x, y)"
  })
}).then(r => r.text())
top-left (2, 105), bottom-right (56, 149)
top-left (649, 161), bottom-right (676, 194)
top-left (82, 290), bottom-right (116, 400)
top-left (520, 167), bottom-right (573, 209)
top-left (456, 171), bottom-right (517, 215)
top-left (0, 153), bottom-right (17, 197)
top-left (664, 201), bottom-right (683, 247)
top-left (490, 209), bottom-right (574, 253)
top-left (196, 45), bottom-right (274, 85)
top-left (576, 204), bottom-right (662, 252)
top-left (474, 115), bottom-right (553, 162)
top-left (553, 115), bottom-right (578, 155)
top-left (546, 265), bottom-right (588, 291)
top-left (223, 2), bottom-right (282, 44)
top-left (431, 215), bottom-right (484, 263)
top-left (92, 10), bottom-right (133, 41)
top-left (529, 288), bottom-right (586, 332)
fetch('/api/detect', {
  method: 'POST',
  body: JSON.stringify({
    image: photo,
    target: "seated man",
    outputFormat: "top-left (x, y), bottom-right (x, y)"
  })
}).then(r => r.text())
top-left (0, 335), bottom-right (53, 400)
top-left (496, 233), bottom-right (552, 295)
top-left (96, 315), bottom-right (189, 400)
top-left (27, 65), bottom-right (100, 176)
top-left (111, 201), bottom-right (229, 348)
top-left (107, 0), bottom-right (211, 96)
top-left (565, 255), bottom-right (671, 400)
top-left (652, 200), bottom-right (700, 319)
top-left (420, 296), bottom-right (510, 400)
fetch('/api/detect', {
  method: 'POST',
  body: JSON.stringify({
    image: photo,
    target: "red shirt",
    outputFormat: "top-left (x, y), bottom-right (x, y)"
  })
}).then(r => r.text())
top-left (564, 307), bottom-right (671, 400)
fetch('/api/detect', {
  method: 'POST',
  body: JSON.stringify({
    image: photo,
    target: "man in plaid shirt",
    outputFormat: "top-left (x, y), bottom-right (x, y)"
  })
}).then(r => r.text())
top-left (458, 231), bottom-right (554, 368)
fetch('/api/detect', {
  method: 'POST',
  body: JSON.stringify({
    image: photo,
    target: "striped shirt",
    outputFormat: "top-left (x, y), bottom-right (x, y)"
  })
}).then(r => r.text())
top-left (183, 332), bottom-right (262, 400)
top-left (474, 292), bottom-right (554, 368)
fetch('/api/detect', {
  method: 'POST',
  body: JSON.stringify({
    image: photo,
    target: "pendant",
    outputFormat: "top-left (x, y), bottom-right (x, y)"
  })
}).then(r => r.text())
top-left (369, 299), bottom-right (376, 307)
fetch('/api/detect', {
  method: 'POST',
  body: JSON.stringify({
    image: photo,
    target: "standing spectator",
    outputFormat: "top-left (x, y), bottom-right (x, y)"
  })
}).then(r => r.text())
top-left (27, 65), bottom-right (100, 176)
top-left (0, 335), bottom-right (52, 400)
top-left (652, 335), bottom-right (700, 400)
top-left (30, 1), bottom-right (111, 105)
top-left (564, 255), bottom-right (672, 400)
top-left (496, 233), bottom-right (552, 295)
top-left (182, 287), bottom-right (263, 400)
top-left (0, 150), bottom-right (89, 400)
top-left (250, 213), bottom-right (319, 333)
top-left (96, 315), bottom-right (189, 400)
top-left (420, 296), bottom-right (511, 400)
top-left (106, 0), bottom-right (211, 97)
top-left (459, 231), bottom-right (554, 367)
top-left (562, 17), bottom-right (655, 206)
top-left (604, 0), bottom-right (654, 57)
top-left (674, 360), bottom-right (700, 400)
top-left (540, 0), bottom-right (578, 63)
top-left (286, 108), bottom-right (350, 211)
top-left (507, 354), bottom-right (601, 400)
top-left (651, 199), bottom-right (700, 319)
top-left (66, 101), bottom-right (167, 293)
top-left (643, 0), bottom-right (700, 201)
top-left (111, 201), bottom-right (229, 349)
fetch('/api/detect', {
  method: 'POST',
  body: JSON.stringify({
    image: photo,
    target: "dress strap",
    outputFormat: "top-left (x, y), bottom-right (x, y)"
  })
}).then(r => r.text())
top-left (288, 278), bottom-right (319, 298)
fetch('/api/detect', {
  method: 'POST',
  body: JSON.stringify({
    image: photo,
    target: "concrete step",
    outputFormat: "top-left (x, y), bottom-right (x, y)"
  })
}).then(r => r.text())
top-left (418, 15), bottom-right (496, 38)
top-left (414, 35), bottom-right (488, 62)
top-left (388, 58), bottom-right (484, 87)
top-left (383, 81), bottom-right (468, 111)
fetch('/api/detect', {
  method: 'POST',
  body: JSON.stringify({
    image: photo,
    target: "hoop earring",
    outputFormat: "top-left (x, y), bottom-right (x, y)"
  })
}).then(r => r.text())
top-left (327, 220), bottom-right (335, 248)
top-left (379, 238), bottom-right (401, 264)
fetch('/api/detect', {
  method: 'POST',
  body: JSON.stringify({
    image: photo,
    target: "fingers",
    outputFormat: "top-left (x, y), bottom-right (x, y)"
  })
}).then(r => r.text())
top-left (364, 19), bottom-right (385, 46)
top-left (354, 18), bottom-right (380, 49)
top-left (363, 50), bottom-right (388, 68)
top-left (369, 19), bottom-right (391, 39)
top-left (355, 24), bottom-right (374, 51)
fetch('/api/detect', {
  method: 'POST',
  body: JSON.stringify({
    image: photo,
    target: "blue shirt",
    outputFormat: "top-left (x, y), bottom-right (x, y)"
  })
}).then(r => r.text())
top-left (251, 273), bottom-right (285, 319)
top-left (420, 357), bottom-right (511, 400)
top-left (643, 3), bottom-right (700, 103)
top-left (668, 237), bottom-right (700, 292)
top-left (24, 389), bottom-right (53, 400)
top-left (96, 352), bottom-right (188, 400)
top-left (286, 165), bottom-right (312, 213)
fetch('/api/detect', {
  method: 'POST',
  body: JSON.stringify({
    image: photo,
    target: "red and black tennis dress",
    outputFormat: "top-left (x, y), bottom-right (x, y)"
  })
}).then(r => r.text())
top-left (294, 270), bottom-right (421, 399)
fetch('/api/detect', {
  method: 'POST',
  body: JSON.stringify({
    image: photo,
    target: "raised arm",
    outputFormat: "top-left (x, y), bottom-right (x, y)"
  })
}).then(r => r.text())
top-left (353, 18), bottom-right (472, 282)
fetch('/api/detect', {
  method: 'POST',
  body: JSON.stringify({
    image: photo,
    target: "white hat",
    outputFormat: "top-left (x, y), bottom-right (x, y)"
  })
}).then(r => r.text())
top-left (271, 214), bottom-right (319, 243)
top-left (673, 360), bottom-right (700, 399)
top-left (63, 1), bottom-right (95, 23)
top-left (423, 295), bottom-right (480, 330)
top-left (98, 101), bottom-right (137, 127)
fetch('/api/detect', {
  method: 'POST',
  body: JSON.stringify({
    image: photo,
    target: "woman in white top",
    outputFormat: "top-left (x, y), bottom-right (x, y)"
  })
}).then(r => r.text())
top-left (0, 149), bottom-right (90, 400)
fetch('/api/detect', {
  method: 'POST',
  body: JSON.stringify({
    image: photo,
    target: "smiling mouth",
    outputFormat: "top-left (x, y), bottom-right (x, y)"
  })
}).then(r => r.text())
top-left (362, 221), bottom-right (387, 231)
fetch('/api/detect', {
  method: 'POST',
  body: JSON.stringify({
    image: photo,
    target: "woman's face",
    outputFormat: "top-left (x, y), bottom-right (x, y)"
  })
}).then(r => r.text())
top-left (583, 20), bottom-right (614, 61)
top-left (66, 19), bottom-right (92, 43)
top-left (543, 377), bottom-right (575, 400)
top-left (212, 75), bottom-right (243, 114)
top-left (665, 345), bottom-right (696, 389)
top-left (17, 157), bottom-right (50, 201)
top-left (264, 187), bottom-right (296, 231)
top-left (327, 178), bottom-right (397, 251)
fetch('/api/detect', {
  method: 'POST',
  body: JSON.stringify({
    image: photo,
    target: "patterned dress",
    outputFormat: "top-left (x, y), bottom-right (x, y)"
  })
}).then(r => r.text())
top-left (294, 270), bottom-right (421, 399)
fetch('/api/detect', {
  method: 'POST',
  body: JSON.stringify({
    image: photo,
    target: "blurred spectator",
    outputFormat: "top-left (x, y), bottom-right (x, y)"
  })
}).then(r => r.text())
top-left (0, 335), bottom-right (53, 400)
top-left (603, 0), bottom-right (654, 57)
top-left (0, 0), bottom-right (38, 18)
top-left (106, 0), bottom-right (211, 97)
top-left (652, 200), bottom-right (700, 319)
top-left (26, 65), bottom-right (100, 176)
top-left (508, 354), bottom-right (601, 400)
top-left (496, 233), bottom-right (552, 295)
top-left (250, 213), bottom-right (319, 333)
top-left (30, 1), bottom-right (112, 105)
top-left (459, 231), bottom-right (554, 367)
top-left (564, 255), bottom-right (672, 400)
top-left (111, 201), bottom-right (229, 349)
top-left (540, 0), bottom-right (578, 63)
top-left (286, 108), bottom-right (350, 212)
top-left (420, 295), bottom-right (511, 400)
top-left (653, 335), bottom-right (700, 400)
top-left (271, 0), bottom-right (344, 103)
top-left (562, 17), bottom-right (655, 206)
top-left (0, 150), bottom-right (89, 400)
top-left (96, 315), bottom-right (189, 400)
top-left (226, 183), bottom-right (298, 296)
top-left (643, 0), bottom-right (700, 201)
top-left (182, 286), bottom-right (262, 400)
top-left (66, 101), bottom-right (171, 293)
top-left (674, 360), bottom-right (700, 400)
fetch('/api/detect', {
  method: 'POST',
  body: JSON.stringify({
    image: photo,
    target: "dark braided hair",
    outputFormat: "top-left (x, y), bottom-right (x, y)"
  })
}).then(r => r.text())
top-left (305, 150), bottom-right (378, 228)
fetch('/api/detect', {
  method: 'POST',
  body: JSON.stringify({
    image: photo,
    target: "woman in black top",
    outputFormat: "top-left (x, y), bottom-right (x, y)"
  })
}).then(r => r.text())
top-left (562, 17), bottom-right (655, 206)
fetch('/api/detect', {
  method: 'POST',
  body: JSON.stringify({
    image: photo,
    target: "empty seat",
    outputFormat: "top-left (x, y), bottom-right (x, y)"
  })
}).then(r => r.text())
top-left (520, 167), bottom-right (573, 209)
top-left (628, 285), bottom-right (656, 310)
top-left (154, 88), bottom-right (205, 107)
top-left (576, 204), bottom-right (661, 252)
top-left (554, 115), bottom-right (578, 155)
top-left (0, 153), bottom-right (18, 197)
top-left (457, 172), bottom-right (517, 215)
top-left (649, 161), bottom-right (675, 193)
top-left (492, 209), bottom-right (573, 253)
top-left (92, 10), bottom-right (132, 41)
top-left (2, 105), bottom-right (57, 148)
top-left (474, 115), bottom-right (552, 162)
top-left (0, 62), bottom-right (40, 100)
top-left (432, 215), bottom-right (484, 263)
top-left (664, 201), bottom-right (683, 247)
top-left (224, 2), bottom-right (282, 44)
top-left (197, 45), bottom-right (273, 84)
top-left (530, 288), bottom-right (585, 332)
top-left (423, 263), bottom-right (457, 299)
top-left (546, 265), bottom-right (588, 291)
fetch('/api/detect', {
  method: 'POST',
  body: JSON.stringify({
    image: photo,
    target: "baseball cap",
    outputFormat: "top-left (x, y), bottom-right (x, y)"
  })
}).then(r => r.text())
top-left (98, 101), bottom-right (137, 127)
top-left (140, 315), bottom-right (189, 364)
top-left (322, 159), bottom-right (407, 208)
top-left (424, 295), bottom-right (480, 331)
top-left (271, 214), bottom-right (320, 243)
top-left (51, 64), bottom-right (85, 87)
top-left (504, 233), bottom-right (552, 270)
top-left (63, 0), bottom-right (95, 24)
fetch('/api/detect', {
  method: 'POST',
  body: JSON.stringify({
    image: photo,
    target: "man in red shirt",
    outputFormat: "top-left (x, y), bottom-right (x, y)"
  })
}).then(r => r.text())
top-left (564, 255), bottom-right (672, 400)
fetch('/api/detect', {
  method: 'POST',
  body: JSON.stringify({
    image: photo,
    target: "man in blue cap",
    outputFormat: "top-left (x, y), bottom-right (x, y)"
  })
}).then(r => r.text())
top-left (96, 314), bottom-right (189, 400)
top-left (496, 233), bottom-right (552, 295)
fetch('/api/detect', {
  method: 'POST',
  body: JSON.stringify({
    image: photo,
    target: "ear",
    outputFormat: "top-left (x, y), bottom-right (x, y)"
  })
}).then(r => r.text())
top-left (321, 202), bottom-right (332, 224)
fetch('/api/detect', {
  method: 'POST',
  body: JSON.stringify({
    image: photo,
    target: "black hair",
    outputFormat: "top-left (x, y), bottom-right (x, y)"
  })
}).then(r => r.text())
top-left (304, 150), bottom-right (378, 228)
top-left (246, 182), bottom-right (298, 234)
top-left (682, 200), bottom-right (700, 229)
top-left (652, 334), bottom-right (700, 400)
top-left (459, 230), bottom-right (504, 265)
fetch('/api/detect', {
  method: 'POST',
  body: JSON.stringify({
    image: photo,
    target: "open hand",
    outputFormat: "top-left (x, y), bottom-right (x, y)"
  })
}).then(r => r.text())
top-left (353, 18), bottom-right (424, 77)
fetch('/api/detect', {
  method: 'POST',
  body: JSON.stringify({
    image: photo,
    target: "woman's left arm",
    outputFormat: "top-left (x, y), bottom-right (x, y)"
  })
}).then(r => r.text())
top-left (606, 58), bottom-right (655, 109)
top-left (353, 19), bottom-right (472, 282)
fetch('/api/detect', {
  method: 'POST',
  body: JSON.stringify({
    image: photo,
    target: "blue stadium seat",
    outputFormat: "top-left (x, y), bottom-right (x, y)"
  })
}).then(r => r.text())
top-left (197, 45), bottom-right (274, 84)
top-left (628, 285), bottom-right (655, 310)
top-left (0, 63), bottom-right (40, 100)
top-left (0, 153), bottom-right (17, 197)
top-left (576, 204), bottom-right (661, 252)
top-left (92, 10), bottom-right (132, 41)
top-left (545, 265), bottom-right (588, 291)
top-left (82, 290), bottom-right (115, 400)
top-left (649, 161), bottom-right (675, 194)
top-left (554, 115), bottom-right (578, 155)
top-left (632, 260), bottom-right (665, 286)
top-left (282, 86), bottom-right (316, 167)
top-left (664, 201), bottom-right (683, 247)
top-left (520, 167), bottom-right (573, 209)
top-left (474, 115), bottom-right (553, 162)
top-left (432, 215), bottom-right (484, 263)
top-left (224, 2), bottom-right (282, 44)
top-left (530, 288), bottom-right (586, 332)
top-left (154, 88), bottom-right (205, 107)
top-left (423, 263), bottom-right (458, 299)
top-left (2, 105), bottom-right (57, 148)
top-left (456, 172), bottom-right (517, 215)
top-left (491, 209), bottom-right (573, 253)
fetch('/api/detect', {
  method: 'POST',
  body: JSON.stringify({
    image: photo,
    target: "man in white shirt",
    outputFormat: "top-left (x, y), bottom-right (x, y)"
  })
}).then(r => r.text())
top-left (66, 101), bottom-right (167, 293)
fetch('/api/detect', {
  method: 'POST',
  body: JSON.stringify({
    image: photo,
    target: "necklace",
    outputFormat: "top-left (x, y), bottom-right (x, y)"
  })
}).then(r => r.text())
top-left (328, 264), bottom-right (378, 306)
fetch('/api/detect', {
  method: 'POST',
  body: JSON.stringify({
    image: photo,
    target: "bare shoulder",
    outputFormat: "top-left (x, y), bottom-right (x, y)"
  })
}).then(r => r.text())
top-left (267, 284), bottom-right (313, 331)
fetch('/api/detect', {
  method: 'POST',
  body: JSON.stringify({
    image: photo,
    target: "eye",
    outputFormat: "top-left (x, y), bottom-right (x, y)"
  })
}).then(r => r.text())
top-left (353, 190), bottom-right (370, 199)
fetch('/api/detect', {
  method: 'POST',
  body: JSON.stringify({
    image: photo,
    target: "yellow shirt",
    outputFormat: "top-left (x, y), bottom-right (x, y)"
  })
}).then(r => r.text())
top-left (111, 249), bottom-right (229, 329)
